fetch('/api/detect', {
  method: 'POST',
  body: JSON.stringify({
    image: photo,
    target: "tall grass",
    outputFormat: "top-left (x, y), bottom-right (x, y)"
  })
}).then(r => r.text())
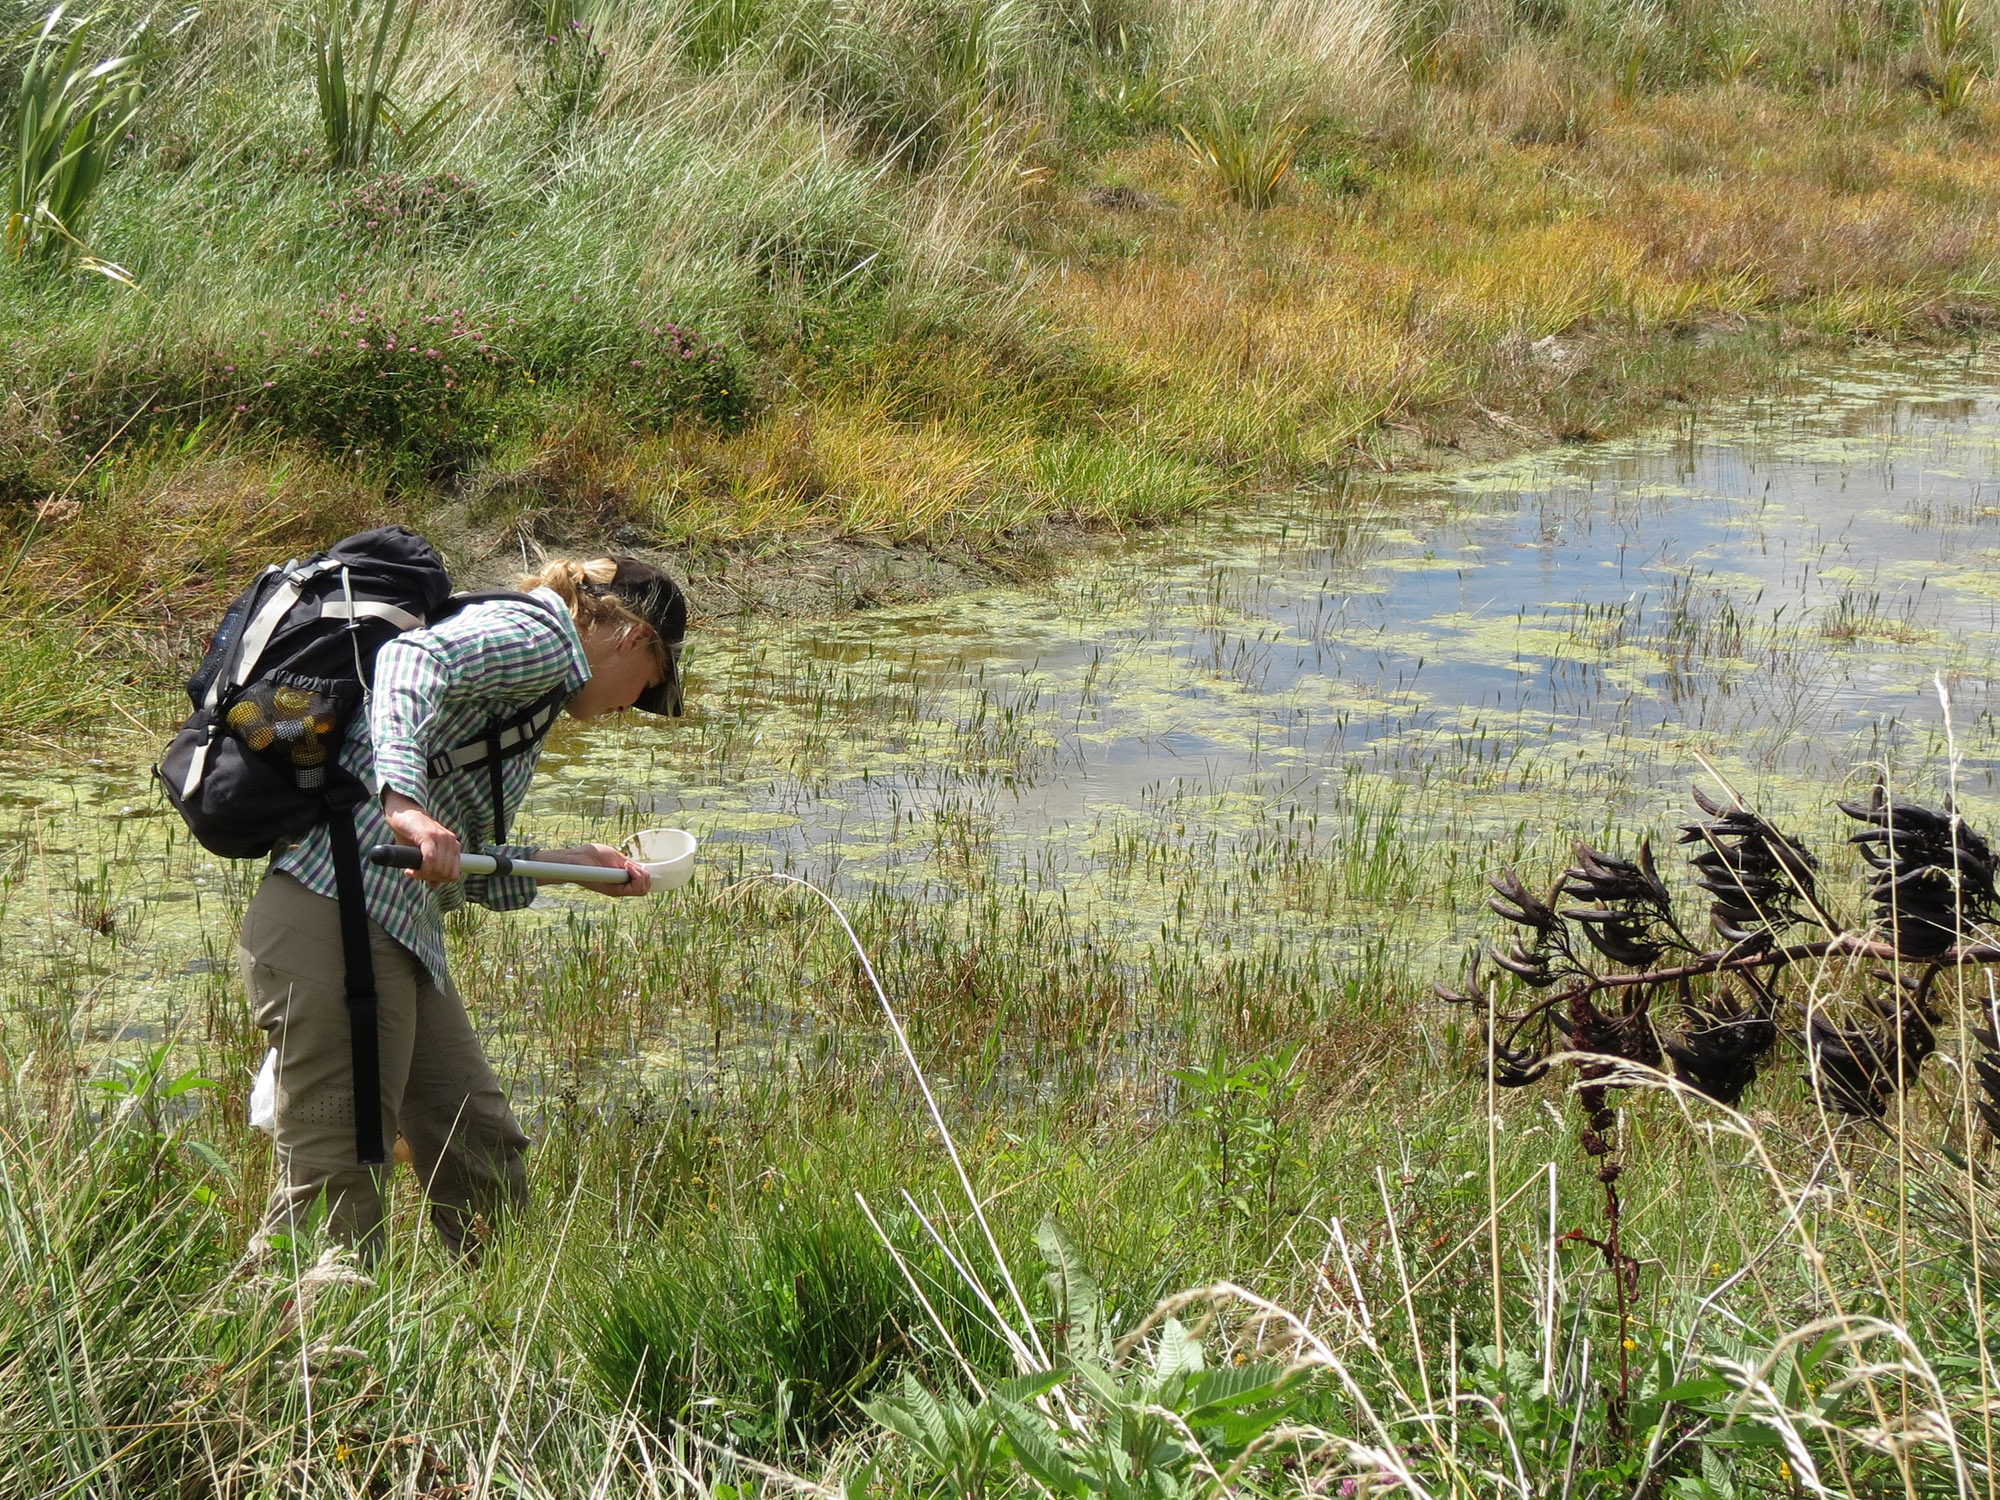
top-left (0, 0), bottom-right (1990, 529)
top-left (10, 827), bottom-right (2000, 1494)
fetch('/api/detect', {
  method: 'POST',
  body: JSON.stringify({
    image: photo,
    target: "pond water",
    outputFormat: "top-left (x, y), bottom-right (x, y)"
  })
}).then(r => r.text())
top-left (552, 351), bottom-right (2000, 895)
top-left (8, 351), bottom-right (2000, 1062)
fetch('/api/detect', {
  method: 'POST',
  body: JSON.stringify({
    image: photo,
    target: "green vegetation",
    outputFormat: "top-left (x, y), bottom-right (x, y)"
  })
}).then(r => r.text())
top-left (13, 769), bottom-right (2000, 1495)
top-left (0, 0), bottom-right (1994, 703)
top-left (306, 0), bottom-right (457, 173)
top-left (9, 1), bottom-right (2000, 1495)
top-left (4, 4), bottom-right (149, 272)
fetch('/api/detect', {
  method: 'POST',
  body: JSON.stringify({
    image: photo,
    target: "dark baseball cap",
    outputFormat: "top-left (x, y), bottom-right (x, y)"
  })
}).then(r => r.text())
top-left (584, 557), bottom-right (688, 716)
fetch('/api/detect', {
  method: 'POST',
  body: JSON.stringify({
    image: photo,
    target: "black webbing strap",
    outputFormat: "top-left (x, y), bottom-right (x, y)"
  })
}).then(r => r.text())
top-left (487, 728), bottom-right (509, 843)
top-left (423, 684), bottom-right (568, 784)
top-left (416, 683), bottom-right (568, 847)
top-left (323, 787), bottom-right (386, 1166)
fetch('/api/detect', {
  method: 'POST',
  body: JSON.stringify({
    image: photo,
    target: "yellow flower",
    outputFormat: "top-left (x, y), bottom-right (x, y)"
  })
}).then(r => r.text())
top-left (1622, 1338), bottom-right (1636, 1351)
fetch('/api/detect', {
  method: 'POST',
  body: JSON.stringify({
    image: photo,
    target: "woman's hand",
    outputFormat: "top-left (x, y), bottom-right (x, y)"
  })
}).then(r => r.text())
top-left (383, 791), bottom-right (462, 884)
top-left (542, 843), bottom-right (652, 897)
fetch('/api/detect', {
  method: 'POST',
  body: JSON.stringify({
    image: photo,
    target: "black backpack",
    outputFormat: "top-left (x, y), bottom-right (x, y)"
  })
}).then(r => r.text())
top-left (156, 526), bottom-right (568, 1165)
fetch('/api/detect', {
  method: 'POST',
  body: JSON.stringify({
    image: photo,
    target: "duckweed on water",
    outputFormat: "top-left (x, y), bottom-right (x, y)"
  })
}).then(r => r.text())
top-left (8, 354), bottom-right (2000, 1489)
top-left (9, 352), bottom-right (2000, 1078)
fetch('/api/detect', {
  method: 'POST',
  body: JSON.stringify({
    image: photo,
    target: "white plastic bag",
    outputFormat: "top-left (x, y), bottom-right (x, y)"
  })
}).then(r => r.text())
top-left (249, 1048), bottom-right (277, 1134)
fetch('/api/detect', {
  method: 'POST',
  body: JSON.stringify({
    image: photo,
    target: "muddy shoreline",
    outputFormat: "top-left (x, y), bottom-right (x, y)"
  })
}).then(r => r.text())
top-left (436, 503), bottom-right (1103, 626)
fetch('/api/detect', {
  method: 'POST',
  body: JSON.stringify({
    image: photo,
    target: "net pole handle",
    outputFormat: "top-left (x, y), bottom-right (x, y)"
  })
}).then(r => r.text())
top-left (365, 844), bottom-right (631, 884)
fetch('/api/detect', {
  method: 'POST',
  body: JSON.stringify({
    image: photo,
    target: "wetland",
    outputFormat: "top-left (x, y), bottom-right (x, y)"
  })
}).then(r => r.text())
top-left (18, 350), bottom-right (2000, 1073)
top-left (15, 351), bottom-right (2000, 1497)
top-left (21, 0), bottom-right (2000, 1485)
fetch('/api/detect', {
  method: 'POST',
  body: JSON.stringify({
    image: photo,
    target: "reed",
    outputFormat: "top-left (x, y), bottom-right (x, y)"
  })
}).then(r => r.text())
top-left (305, 0), bottom-right (458, 170)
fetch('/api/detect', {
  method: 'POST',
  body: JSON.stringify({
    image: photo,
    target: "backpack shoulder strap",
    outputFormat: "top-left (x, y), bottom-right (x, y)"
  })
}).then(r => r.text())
top-left (435, 588), bottom-right (565, 621)
top-left (424, 682), bottom-right (570, 783)
top-left (323, 778), bottom-right (387, 1166)
top-left (428, 682), bottom-right (570, 846)
top-left (412, 591), bottom-right (573, 844)
top-left (207, 558), bottom-right (346, 708)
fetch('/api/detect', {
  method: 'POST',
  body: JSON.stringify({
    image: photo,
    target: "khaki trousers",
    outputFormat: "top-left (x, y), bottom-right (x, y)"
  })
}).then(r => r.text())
top-left (238, 873), bottom-right (528, 1259)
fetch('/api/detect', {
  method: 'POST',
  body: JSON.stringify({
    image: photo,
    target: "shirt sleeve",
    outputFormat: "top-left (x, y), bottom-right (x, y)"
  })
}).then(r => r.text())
top-left (367, 599), bottom-right (581, 810)
top-left (458, 841), bottom-right (541, 913)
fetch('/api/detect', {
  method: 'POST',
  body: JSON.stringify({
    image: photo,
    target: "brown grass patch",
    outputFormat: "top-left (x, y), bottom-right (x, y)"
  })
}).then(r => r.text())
top-left (6, 444), bottom-right (384, 669)
top-left (1038, 85), bottom-right (2000, 463)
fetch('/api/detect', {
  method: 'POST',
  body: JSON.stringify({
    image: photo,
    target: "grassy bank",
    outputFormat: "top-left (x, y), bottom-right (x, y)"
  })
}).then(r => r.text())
top-left (3, 0), bottom-right (2000, 718)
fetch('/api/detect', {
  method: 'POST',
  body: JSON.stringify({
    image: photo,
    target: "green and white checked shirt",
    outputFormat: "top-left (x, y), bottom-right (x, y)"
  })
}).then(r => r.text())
top-left (269, 588), bottom-right (590, 982)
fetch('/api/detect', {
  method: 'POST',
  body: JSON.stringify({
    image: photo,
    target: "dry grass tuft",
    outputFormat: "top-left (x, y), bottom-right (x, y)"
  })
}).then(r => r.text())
top-left (500, 400), bottom-right (1025, 543)
top-left (1473, 45), bottom-right (1599, 145)
top-left (9, 444), bottom-right (383, 647)
top-left (1152, 0), bottom-right (1399, 110)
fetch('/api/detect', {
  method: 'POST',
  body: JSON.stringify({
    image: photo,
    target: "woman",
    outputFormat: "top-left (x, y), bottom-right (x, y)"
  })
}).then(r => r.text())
top-left (239, 555), bottom-right (687, 1261)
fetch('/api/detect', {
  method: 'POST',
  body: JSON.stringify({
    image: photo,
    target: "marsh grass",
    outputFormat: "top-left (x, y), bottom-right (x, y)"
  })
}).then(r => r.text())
top-left (7, 597), bottom-right (2000, 1495)
top-left (11, 822), bottom-right (2000, 1495)
top-left (10, 0), bottom-right (2000, 1490)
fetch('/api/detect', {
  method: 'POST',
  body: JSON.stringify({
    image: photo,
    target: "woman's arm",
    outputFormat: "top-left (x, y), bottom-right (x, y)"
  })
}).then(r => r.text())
top-left (379, 803), bottom-right (650, 897)
top-left (382, 790), bottom-right (463, 883)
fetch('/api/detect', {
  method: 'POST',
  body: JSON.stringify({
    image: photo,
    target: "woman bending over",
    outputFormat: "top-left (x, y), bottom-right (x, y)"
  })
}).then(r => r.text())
top-left (238, 555), bottom-right (686, 1260)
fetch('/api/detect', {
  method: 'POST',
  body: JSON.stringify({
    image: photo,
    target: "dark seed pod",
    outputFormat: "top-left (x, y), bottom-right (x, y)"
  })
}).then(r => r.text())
top-left (1487, 940), bottom-right (1555, 987)
top-left (1806, 1002), bottom-right (1937, 1118)
top-left (1487, 869), bottom-right (1559, 933)
top-left (1678, 786), bottom-right (1820, 935)
top-left (1433, 949), bottom-right (1485, 1006)
top-left (1662, 986), bottom-right (1777, 1106)
top-left (1557, 838), bottom-right (1674, 970)
top-left (1710, 919), bottom-right (1775, 955)
top-left (1839, 785), bottom-right (1996, 958)
top-left (1491, 1039), bottom-right (1550, 1087)
top-left (1562, 838), bottom-right (1673, 915)
top-left (1560, 908), bottom-right (1666, 969)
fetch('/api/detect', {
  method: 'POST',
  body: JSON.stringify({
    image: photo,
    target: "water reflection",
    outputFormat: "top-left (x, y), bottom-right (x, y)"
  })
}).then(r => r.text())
top-left (552, 352), bottom-right (2000, 884)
